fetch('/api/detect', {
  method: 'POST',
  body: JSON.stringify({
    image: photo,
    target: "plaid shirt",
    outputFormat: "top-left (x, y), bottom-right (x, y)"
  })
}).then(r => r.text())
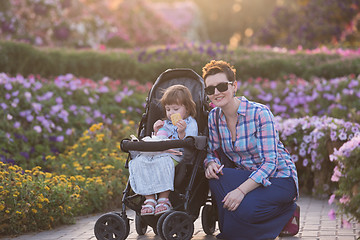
top-left (205, 97), bottom-right (298, 195)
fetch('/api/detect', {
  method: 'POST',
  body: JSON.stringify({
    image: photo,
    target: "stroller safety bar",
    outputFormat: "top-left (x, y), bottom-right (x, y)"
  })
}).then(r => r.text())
top-left (121, 136), bottom-right (207, 152)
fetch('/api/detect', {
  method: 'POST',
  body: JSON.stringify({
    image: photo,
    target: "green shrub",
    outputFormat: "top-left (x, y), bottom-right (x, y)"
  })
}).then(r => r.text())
top-left (2, 41), bottom-right (360, 83)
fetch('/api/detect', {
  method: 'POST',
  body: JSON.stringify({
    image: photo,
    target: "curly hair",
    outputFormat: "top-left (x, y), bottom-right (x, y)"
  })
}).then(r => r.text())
top-left (202, 60), bottom-right (236, 83)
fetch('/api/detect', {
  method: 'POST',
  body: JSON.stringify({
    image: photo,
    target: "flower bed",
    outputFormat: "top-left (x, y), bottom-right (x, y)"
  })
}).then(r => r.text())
top-left (0, 73), bottom-right (149, 170)
top-left (328, 135), bottom-right (360, 224)
top-left (0, 123), bottom-right (129, 235)
top-left (275, 116), bottom-right (360, 197)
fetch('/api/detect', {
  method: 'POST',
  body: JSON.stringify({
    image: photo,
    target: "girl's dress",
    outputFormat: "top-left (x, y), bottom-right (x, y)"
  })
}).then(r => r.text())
top-left (206, 97), bottom-right (299, 240)
top-left (129, 116), bottom-right (197, 195)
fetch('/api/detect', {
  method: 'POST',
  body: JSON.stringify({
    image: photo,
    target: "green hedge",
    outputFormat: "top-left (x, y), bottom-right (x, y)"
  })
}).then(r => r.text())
top-left (1, 41), bottom-right (360, 82)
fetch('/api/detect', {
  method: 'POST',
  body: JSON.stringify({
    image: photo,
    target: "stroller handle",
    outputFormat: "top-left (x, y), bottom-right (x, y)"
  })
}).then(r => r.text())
top-left (121, 136), bottom-right (207, 152)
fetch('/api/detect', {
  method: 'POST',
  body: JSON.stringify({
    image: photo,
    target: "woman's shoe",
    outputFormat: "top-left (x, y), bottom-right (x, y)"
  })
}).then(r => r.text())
top-left (140, 199), bottom-right (156, 216)
top-left (279, 205), bottom-right (300, 237)
top-left (154, 198), bottom-right (172, 216)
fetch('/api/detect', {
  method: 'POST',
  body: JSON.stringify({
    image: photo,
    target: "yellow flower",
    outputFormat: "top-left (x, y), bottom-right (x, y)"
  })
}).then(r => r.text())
top-left (72, 144), bottom-right (79, 149)
top-left (8, 166), bottom-right (16, 171)
top-left (86, 147), bottom-right (93, 152)
top-left (45, 186), bottom-right (50, 191)
top-left (129, 120), bottom-right (135, 125)
top-left (37, 203), bottom-right (43, 209)
top-left (84, 166), bottom-right (91, 170)
top-left (16, 182), bottom-right (22, 187)
top-left (32, 209), bottom-right (37, 214)
top-left (16, 211), bottom-right (22, 214)
top-left (81, 152), bottom-right (87, 157)
top-left (61, 164), bottom-right (67, 169)
top-left (0, 204), bottom-right (5, 211)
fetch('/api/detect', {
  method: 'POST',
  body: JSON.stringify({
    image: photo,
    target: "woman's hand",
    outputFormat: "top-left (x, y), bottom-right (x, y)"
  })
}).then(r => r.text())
top-left (153, 120), bottom-right (164, 134)
top-left (205, 162), bottom-right (223, 179)
top-left (222, 188), bottom-right (245, 211)
top-left (176, 119), bottom-right (187, 139)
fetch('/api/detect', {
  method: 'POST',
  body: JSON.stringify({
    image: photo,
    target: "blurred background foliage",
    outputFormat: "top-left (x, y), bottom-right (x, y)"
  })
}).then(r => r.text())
top-left (1, 0), bottom-right (359, 49)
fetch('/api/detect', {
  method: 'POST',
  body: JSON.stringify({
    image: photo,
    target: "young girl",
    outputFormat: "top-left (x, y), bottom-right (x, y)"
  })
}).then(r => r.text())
top-left (128, 84), bottom-right (198, 216)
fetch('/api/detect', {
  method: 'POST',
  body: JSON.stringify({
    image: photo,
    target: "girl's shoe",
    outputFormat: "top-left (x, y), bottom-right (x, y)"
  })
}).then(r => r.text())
top-left (279, 205), bottom-right (300, 237)
top-left (140, 199), bottom-right (156, 216)
top-left (155, 198), bottom-right (172, 216)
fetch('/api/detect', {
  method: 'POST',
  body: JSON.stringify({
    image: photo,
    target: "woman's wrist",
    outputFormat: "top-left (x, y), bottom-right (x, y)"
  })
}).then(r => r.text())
top-left (236, 187), bottom-right (246, 196)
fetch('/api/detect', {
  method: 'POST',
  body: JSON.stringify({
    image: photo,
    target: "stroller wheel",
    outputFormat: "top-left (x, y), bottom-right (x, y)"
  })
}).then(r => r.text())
top-left (157, 210), bottom-right (173, 240)
top-left (162, 211), bottom-right (194, 240)
top-left (201, 205), bottom-right (217, 235)
top-left (94, 212), bottom-right (129, 240)
top-left (135, 214), bottom-right (148, 235)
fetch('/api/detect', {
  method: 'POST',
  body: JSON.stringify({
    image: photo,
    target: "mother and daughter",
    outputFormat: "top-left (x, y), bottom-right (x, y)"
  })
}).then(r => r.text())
top-left (129, 60), bottom-right (299, 240)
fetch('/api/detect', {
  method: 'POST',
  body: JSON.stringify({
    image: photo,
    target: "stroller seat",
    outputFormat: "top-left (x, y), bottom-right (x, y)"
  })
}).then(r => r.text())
top-left (94, 69), bottom-right (217, 240)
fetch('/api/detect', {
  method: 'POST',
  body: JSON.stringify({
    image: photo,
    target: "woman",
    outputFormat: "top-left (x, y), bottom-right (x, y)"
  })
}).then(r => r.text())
top-left (203, 60), bottom-right (299, 240)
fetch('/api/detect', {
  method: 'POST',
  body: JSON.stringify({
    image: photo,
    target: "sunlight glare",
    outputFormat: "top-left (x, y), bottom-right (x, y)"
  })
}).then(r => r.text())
top-left (229, 33), bottom-right (241, 49)
top-left (233, 3), bottom-right (242, 13)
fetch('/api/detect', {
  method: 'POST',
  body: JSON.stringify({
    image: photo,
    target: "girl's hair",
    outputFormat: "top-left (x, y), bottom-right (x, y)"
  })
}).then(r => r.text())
top-left (160, 84), bottom-right (196, 118)
top-left (202, 60), bottom-right (236, 83)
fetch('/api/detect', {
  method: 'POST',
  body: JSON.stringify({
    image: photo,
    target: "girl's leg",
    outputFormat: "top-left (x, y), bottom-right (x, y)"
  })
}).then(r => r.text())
top-left (141, 194), bottom-right (156, 215)
top-left (155, 190), bottom-right (172, 215)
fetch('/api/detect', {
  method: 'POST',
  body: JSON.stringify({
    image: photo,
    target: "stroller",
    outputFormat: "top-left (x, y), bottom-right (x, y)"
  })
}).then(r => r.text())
top-left (94, 69), bottom-right (218, 240)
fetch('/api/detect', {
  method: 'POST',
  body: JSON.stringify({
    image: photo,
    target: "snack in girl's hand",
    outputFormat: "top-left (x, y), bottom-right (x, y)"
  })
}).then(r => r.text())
top-left (171, 113), bottom-right (182, 125)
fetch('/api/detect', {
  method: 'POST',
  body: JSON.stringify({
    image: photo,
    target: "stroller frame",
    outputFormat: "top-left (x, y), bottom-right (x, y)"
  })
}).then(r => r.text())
top-left (94, 69), bottom-right (217, 240)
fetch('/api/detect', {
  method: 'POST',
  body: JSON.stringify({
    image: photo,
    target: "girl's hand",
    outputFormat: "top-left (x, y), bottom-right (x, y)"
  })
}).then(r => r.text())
top-left (153, 120), bottom-right (164, 133)
top-left (222, 188), bottom-right (245, 211)
top-left (176, 119), bottom-right (186, 139)
top-left (205, 162), bottom-right (223, 179)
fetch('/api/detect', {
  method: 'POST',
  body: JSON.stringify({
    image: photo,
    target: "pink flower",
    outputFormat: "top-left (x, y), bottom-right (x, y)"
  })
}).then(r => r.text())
top-left (342, 218), bottom-right (351, 228)
top-left (331, 166), bottom-right (342, 182)
top-left (328, 209), bottom-right (336, 220)
top-left (328, 194), bottom-right (335, 205)
top-left (339, 195), bottom-right (351, 205)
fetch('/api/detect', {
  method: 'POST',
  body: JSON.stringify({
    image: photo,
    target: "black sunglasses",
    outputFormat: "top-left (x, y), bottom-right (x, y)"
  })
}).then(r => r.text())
top-left (204, 82), bottom-right (233, 95)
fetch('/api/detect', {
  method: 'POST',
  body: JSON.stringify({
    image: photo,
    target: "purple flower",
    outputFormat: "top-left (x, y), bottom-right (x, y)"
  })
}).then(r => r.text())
top-left (0, 103), bottom-right (7, 110)
top-left (330, 131), bottom-right (337, 141)
top-left (24, 91), bottom-right (32, 100)
top-left (32, 102), bottom-right (42, 114)
top-left (12, 90), bottom-right (19, 96)
top-left (58, 110), bottom-right (69, 123)
top-left (20, 151), bottom-right (30, 159)
top-left (299, 148), bottom-right (306, 157)
top-left (66, 128), bottom-right (73, 135)
top-left (33, 126), bottom-right (42, 133)
top-left (26, 115), bottom-right (34, 122)
top-left (302, 159), bottom-right (308, 167)
top-left (4, 83), bottom-right (12, 90)
top-left (13, 122), bottom-right (21, 128)
top-left (51, 104), bottom-right (63, 114)
top-left (5, 93), bottom-right (11, 100)
top-left (56, 97), bottom-right (63, 104)
top-left (56, 135), bottom-right (64, 142)
top-left (339, 131), bottom-right (347, 141)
